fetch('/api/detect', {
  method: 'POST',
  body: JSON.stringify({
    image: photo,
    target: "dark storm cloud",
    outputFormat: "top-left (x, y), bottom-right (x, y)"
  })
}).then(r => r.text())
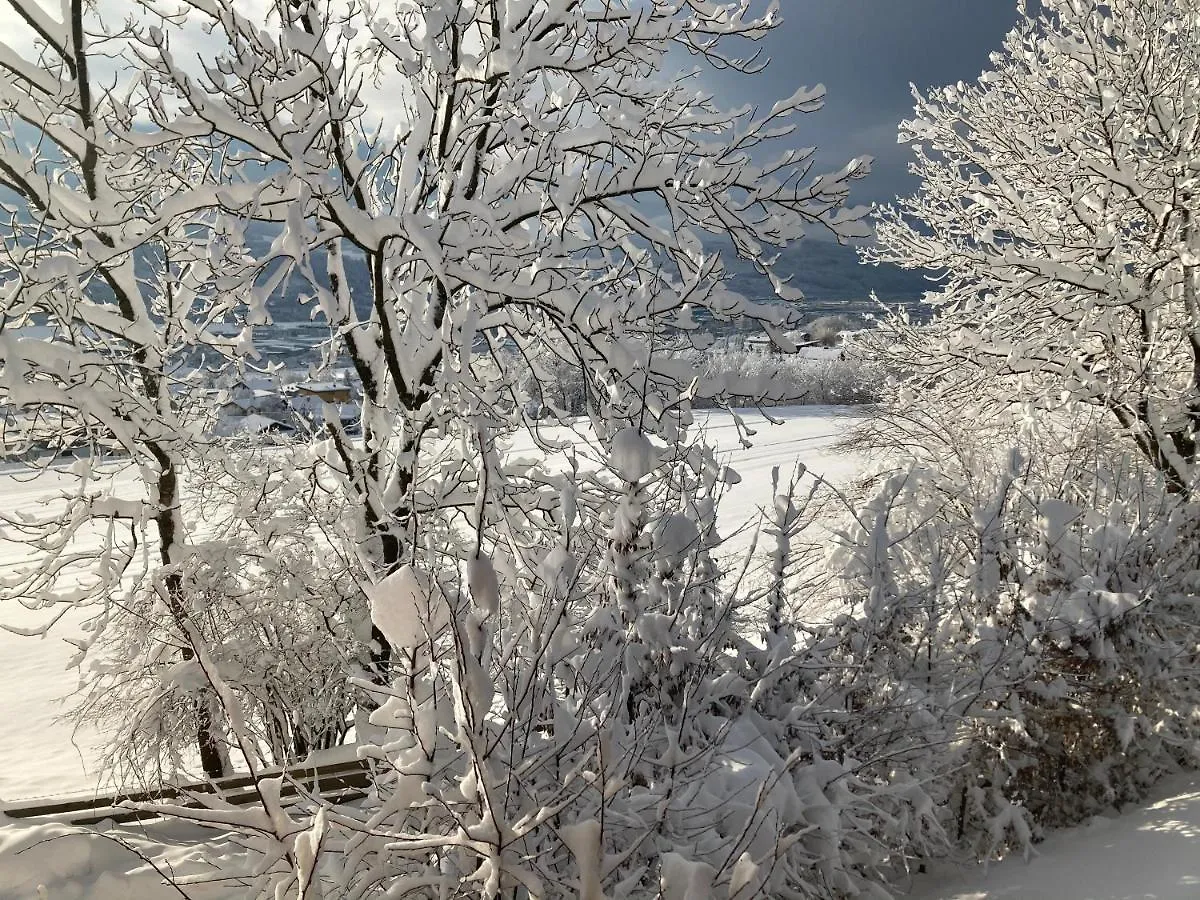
top-left (696, 1), bottom-right (1023, 208)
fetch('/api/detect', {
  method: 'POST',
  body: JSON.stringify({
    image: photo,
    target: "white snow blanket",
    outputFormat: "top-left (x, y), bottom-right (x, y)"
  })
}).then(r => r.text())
top-left (905, 773), bottom-right (1200, 900)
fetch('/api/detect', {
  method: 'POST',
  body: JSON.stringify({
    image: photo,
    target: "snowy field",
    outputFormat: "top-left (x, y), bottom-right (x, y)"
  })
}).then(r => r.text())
top-left (0, 406), bottom-right (865, 804)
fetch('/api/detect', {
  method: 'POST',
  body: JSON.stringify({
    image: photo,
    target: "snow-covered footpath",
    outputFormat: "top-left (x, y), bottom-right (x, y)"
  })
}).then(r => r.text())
top-left (2, 407), bottom-right (1198, 898)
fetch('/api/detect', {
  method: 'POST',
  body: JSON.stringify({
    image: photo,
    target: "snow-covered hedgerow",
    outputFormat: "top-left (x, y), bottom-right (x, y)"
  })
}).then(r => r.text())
top-left (686, 347), bottom-right (882, 408)
top-left (822, 400), bottom-right (1200, 860)
top-left (515, 345), bottom-right (882, 417)
top-left (101, 405), bottom-right (1200, 896)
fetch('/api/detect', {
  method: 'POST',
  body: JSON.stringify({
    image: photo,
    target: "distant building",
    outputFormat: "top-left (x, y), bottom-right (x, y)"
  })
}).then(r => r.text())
top-left (292, 381), bottom-right (353, 403)
top-left (220, 388), bottom-right (289, 419)
top-left (209, 369), bottom-right (363, 438)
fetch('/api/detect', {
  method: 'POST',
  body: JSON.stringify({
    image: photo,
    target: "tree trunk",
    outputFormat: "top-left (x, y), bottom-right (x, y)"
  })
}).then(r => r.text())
top-left (155, 451), bottom-right (232, 780)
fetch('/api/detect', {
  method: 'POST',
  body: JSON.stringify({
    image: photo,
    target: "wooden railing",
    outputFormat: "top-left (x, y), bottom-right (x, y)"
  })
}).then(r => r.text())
top-left (2, 757), bottom-right (371, 827)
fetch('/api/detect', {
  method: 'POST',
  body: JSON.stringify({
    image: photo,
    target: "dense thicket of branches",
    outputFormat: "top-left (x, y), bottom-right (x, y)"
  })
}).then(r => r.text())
top-left (845, 0), bottom-right (1200, 871)
top-left (2, 0), bottom-right (1199, 897)
top-left (864, 0), bottom-right (1200, 495)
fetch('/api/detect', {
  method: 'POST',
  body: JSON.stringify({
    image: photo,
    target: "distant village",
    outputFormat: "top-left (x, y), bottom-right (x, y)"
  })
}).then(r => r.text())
top-left (0, 318), bottom-right (857, 461)
top-left (210, 368), bottom-right (361, 439)
top-left (0, 368), bottom-right (362, 462)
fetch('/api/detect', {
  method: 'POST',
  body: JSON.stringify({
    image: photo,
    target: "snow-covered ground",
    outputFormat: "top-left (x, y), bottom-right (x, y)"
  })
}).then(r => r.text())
top-left (1, 406), bottom-right (1198, 899)
top-left (0, 466), bottom-right (136, 805)
top-left (4, 773), bottom-right (1198, 900)
top-left (0, 817), bottom-right (250, 900)
top-left (904, 772), bottom-right (1200, 900)
top-left (0, 406), bottom-right (865, 803)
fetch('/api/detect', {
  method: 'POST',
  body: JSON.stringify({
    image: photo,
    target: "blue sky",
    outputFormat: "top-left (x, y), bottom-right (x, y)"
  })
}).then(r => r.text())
top-left (701, 1), bottom-right (1023, 208)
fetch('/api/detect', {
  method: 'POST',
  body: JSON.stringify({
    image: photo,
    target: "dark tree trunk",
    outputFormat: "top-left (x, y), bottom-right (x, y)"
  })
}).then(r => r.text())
top-left (155, 451), bottom-right (231, 780)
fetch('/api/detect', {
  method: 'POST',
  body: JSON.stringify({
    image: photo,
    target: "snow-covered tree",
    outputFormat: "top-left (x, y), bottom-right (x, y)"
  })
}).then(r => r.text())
top-left (865, 0), bottom-right (1200, 495)
top-left (4, 0), bottom-right (873, 794)
top-left (129, 0), bottom-right (871, 658)
top-left (851, 0), bottom-right (1200, 822)
top-left (75, 438), bottom-right (368, 785)
top-left (0, 0), bottom-right (258, 777)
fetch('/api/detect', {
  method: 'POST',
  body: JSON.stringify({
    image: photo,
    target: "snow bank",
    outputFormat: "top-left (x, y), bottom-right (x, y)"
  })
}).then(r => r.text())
top-left (0, 819), bottom-right (244, 899)
top-left (905, 773), bottom-right (1200, 900)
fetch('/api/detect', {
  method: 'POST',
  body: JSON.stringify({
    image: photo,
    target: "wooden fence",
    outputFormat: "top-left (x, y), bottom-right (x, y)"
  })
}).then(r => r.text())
top-left (2, 757), bottom-right (371, 827)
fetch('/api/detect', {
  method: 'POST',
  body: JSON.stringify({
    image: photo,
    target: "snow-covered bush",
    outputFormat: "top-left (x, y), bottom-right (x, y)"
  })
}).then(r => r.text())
top-left (514, 346), bottom-right (594, 418)
top-left (144, 431), bottom-right (947, 899)
top-left (822, 398), bottom-right (1200, 858)
top-left (152, 399), bottom-right (1198, 892)
top-left (510, 343), bottom-right (882, 415)
top-left (512, 343), bottom-right (882, 414)
top-left (75, 440), bottom-right (369, 785)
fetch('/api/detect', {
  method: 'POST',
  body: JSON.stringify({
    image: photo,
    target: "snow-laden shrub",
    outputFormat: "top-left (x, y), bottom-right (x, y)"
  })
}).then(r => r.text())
top-left (818, 403), bottom-right (1200, 858)
top-left (139, 431), bottom-right (945, 899)
top-left (90, 405), bottom-right (1200, 893)
top-left (75, 441), bottom-right (369, 786)
top-left (516, 346), bottom-right (593, 418)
